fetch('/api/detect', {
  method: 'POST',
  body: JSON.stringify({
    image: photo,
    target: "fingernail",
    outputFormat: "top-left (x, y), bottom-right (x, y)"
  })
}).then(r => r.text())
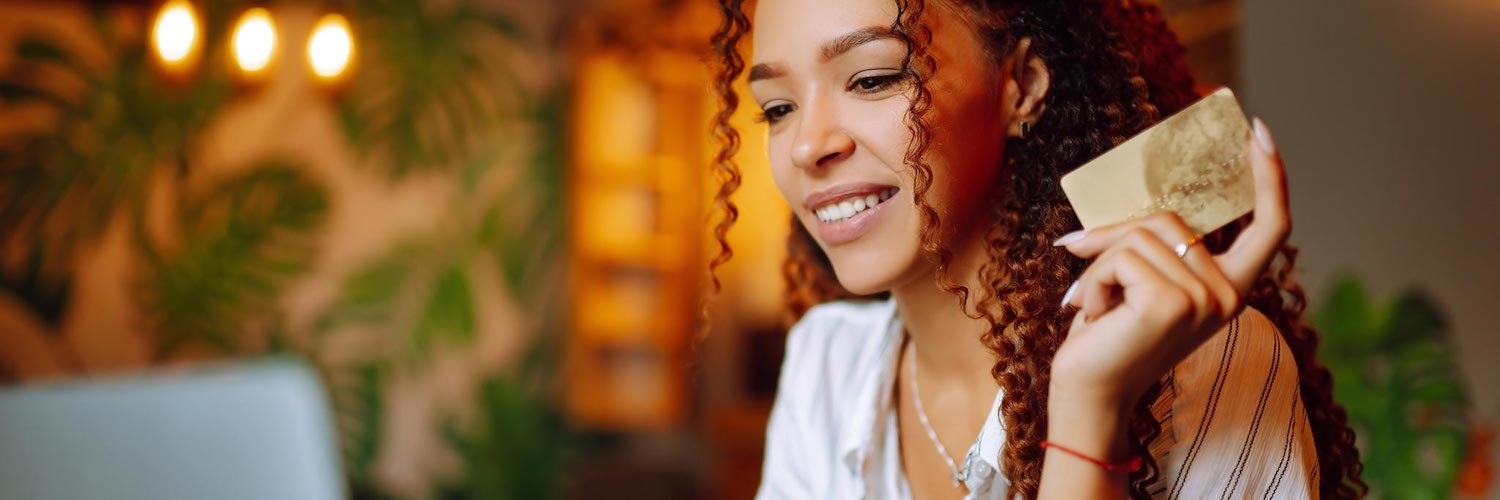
top-left (1060, 279), bottom-right (1079, 307)
top-left (1253, 117), bottom-right (1277, 155)
top-left (1052, 229), bottom-right (1087, 246)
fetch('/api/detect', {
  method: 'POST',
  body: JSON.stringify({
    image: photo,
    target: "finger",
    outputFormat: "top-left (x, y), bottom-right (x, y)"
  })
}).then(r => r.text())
top-left (1192, 249), bottom-right (1242, 318)
top-left (1117, 214), bottom-right (1241, 317)
top-left (1122, 227), bottom-right (1213, 317)
top-left (1092, 226), bottom-right (1225, 325)
top-left (1217, 117), bottom-right (1290, 296)
top-left (1077, 261), bottom-right (1112, 322)
top-left (1057, 210), bottom-right (1192, 260)
top-left (1064, 212), bottom-right (1242, 320)
top-left (1053, 219), bottom-right (1136, 259)
top-left (1076, 248), bottom-right (1172, 323)
top-left (1062, 212), bottom-right (1196, 311)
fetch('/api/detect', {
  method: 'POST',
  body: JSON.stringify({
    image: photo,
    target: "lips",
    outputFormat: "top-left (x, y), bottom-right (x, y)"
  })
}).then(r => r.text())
top-left (803, 182), bottom-right (900, 245)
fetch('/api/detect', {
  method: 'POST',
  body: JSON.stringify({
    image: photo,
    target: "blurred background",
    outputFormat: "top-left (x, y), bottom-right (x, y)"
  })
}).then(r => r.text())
top-left (0, 0), bottom-right (1493, 498)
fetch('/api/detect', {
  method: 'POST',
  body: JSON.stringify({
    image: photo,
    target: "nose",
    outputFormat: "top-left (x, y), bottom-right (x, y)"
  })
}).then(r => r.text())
top-left (790, 97), bottom-right (854, 170)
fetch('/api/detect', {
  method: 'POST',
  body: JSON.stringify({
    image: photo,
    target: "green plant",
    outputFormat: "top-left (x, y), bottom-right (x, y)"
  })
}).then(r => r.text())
top-left (140, 164), bottom-right (328, 360)
top-left (0, 1), bottom-right (571, 497)
top-left (1314, 272), bottom-right (1471, 499)
top-left (328, 362), bottom-right (389, 499)
top-left (0, 9), bottom-right (220, 323)
top-left (313, 90), bottom-right (569, 499)
top-left (0, 1), bottom-right (326, 359)
top-left (309, 1), bottom-right (571, 497)
top-left (438, 372), bottom-right (568, 500)
top-left (337, 0), bottom-right (528, 178)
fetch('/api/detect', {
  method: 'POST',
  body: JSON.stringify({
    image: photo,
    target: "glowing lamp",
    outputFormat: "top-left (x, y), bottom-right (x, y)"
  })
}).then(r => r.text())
top-left (307, 14), bottom-right (354, 82)
top-left (232, 7), bottom-right (277, 76)
top-left (151, 0), bottom-right (201, 70)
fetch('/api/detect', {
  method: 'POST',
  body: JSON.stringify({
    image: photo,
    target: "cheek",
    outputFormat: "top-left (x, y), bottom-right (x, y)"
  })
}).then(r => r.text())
top-left (843, 97), bottom-right (915, 175)
top-left (935, 119), bottom-right (1005, 192)
top-left (764, 96), bottom-right (912, 204)
top-left (766, 134), bottom-right (799, 206)
top-left (923, 88), bottom-right (1008, 226)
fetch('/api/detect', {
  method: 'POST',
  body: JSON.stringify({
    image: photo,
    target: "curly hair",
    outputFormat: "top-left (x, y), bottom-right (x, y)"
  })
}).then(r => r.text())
top-left (709, 0), bottom-right (1366, 498)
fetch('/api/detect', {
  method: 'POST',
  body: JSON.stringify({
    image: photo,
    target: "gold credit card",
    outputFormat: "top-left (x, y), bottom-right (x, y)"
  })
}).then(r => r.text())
top-left (1060, 87), bottom-right (1255, 236)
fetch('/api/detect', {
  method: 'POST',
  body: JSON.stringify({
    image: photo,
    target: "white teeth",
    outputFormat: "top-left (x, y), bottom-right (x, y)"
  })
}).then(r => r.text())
top-left (814, 188), bottom-right (900, 224)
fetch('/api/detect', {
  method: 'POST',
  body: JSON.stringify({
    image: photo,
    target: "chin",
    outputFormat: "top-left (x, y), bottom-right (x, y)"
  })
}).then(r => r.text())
top-left (820, 231), bottom-right (924, 297)
top-left (803, 191), bottom-right (925, 296)
top-left (831, 269), bottom-right (899, 296)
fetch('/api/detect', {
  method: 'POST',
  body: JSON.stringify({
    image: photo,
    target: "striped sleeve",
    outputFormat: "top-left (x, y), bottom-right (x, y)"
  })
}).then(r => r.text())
top-left (1153, 306), bottom-right (1320, 500)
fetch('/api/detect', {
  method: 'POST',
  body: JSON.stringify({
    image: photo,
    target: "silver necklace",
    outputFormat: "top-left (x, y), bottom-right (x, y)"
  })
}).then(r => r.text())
top-left (907, 340), bottom-right (968, 487)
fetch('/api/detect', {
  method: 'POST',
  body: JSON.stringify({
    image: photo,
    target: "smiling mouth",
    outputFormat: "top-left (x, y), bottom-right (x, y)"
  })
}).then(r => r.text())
top-left (813, 187), bottom-right (898, 224)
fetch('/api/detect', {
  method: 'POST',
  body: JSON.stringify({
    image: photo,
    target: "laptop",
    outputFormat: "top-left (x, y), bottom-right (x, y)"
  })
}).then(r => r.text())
top-left (0, 357), bottom-right (347, 500)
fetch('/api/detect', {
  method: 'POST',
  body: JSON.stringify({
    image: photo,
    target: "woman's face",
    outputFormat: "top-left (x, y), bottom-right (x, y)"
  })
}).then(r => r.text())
top-left (749, 0), bottom-right (1018, 295)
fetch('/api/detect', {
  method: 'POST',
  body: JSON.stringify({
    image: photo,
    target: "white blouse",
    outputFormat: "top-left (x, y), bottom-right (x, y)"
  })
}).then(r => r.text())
top-left (755, 298), bottom-right (1319, 499)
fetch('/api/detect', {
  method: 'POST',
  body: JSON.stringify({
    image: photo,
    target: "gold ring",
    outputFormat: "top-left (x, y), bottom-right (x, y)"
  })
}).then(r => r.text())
top-left (1173, 236), bottom-right (1201, 258)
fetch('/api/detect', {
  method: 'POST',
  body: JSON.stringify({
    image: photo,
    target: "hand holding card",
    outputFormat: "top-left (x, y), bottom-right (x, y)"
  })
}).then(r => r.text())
top-left (1047, 88), bottom-right (1292, 418)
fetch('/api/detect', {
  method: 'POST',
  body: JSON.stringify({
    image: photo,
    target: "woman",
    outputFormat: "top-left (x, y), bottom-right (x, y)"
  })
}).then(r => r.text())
top-left (708, 0), bottom-right (1365, 498)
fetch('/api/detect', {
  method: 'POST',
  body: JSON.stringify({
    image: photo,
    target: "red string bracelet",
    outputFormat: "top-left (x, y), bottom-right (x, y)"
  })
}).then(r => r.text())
top-left (1040, 440), bottom-right (1142, 473)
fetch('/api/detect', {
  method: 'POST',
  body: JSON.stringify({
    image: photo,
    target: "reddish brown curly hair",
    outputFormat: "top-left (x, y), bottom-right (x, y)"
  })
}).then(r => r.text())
top-left (708, 0), bottom-right (1366, 497)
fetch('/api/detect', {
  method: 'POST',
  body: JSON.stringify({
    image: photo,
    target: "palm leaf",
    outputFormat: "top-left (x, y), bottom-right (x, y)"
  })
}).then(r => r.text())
top-left (438, 374), bottom-right (567, 500)
top-left (0, 4), bottom-right (234, 322)
top-left (138, 165), bottom-right (328, 360)
top-left (320, 361), bottom-right (392, 500)
top-left (1314, 273), bottom-right (1471, 499)
top-left (408, 265), bottom-right (478, 356)
top-left (336, 0), bottom-right (529, 176)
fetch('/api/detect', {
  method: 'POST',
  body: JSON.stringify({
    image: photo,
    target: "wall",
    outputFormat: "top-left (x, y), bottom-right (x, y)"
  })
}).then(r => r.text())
top-left (1243, 0), bottom-right (1500, 443)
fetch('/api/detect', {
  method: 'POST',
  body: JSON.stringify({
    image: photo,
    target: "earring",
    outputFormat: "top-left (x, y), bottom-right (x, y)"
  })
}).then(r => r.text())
top-left (1020, 120), bottom-right (1032, 138)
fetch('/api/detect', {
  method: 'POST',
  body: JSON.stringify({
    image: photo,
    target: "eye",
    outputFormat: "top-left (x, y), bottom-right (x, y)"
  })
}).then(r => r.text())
top-left (757, 102), bottom-right (795, 124)
top-left (848, 73), bottom-right (905, 93)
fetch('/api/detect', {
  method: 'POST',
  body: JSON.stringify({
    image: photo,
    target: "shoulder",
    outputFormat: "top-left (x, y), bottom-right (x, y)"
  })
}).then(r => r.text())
top-left (1158, 307), bottom-right (1319, 499)
top-left (759, 299), bottom-right (897, 497)
top-left (760, 298), bottom-right (898, 485)
top-left (785, 298), bottom-right (897, 357)
top-left (779, 298), bottom-right (899, 398)
top-left (1174, 305), bottom-right (1298, 389)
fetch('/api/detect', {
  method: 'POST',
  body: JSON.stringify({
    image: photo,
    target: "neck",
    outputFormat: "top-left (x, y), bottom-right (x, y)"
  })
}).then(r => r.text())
top-left (890, 227), bottom-right (999, 394)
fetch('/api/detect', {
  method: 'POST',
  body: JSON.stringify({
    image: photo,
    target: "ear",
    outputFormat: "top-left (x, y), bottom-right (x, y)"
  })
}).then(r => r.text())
top-left (1004, 37), bottom-right (1051, 138)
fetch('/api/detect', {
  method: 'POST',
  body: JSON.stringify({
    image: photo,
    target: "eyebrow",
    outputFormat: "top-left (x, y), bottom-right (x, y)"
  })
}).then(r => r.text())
top-left (747, 26), bottom-right (902, 83)
top-left (748, 64), bottom-right (785, 83)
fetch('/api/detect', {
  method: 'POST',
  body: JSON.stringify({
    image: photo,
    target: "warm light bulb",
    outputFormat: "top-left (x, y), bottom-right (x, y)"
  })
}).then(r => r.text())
top-left (307, 14), bottom-right (353, 80)
top-left (232, 8), bottom-right (277, 74)
top-left (151, 0), bottom-right (200, 65)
